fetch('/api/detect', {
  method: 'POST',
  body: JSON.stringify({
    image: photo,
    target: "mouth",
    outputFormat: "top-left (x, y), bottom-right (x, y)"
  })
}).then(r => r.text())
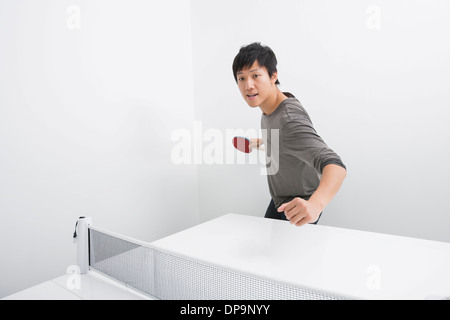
top-left (247, 93), bottom-right (258, 100)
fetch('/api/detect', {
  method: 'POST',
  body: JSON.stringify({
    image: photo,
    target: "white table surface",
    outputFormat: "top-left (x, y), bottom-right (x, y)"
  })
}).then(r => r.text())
top-left (2, 270), bottom-right (155, 300)
top-left (151, 213), bottom-right (450, 300)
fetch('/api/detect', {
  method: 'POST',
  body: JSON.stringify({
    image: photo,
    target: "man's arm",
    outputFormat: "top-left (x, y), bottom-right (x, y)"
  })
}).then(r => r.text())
top-left (278, 164), bottom-right (347, 226)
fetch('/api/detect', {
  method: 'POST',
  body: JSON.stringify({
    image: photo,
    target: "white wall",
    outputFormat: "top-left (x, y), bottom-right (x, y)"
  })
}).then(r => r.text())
top-left (191, 0), bottom-right (450, 242)
top-left (0, 0), bottom-right (198, 298)
top-left (2, 0), bottom-right (450, 299)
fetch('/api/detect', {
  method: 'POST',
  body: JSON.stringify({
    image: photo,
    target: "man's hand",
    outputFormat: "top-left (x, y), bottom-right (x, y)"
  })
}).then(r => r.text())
top-left (249, 138), bottom-right (264, 151)
top-left (277, 198), bottom-right (322, 227)
top-left (278, 164), bottom-right (347, 227)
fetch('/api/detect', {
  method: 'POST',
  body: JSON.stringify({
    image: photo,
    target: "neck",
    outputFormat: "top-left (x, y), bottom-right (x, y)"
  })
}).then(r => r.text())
top-left (260, 89), bottom-right (287, 115)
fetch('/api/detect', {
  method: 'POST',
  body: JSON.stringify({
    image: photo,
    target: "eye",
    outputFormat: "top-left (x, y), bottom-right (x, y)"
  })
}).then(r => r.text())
top-left (238, 77), bottom-right (245, 81)
top-left (253, 74), bottom-right (260, 78)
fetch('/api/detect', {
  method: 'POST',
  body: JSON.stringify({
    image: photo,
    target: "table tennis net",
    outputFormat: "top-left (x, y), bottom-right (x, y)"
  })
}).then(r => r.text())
top-left (88, 226), bottom-right (351, 300)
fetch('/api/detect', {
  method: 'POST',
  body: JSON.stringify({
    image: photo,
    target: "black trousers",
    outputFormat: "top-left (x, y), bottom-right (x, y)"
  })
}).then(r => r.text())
top-left (264, 199), bottom-right (322, 225)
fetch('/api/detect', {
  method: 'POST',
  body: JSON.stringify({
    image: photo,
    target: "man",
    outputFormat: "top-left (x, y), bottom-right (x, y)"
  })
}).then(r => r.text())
top-left (232, 42), bottom-right (347, 227)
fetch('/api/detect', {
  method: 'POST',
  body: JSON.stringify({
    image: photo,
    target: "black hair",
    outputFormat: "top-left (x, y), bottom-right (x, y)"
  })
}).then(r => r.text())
top-left (232, 42), bottom-right (280, 85)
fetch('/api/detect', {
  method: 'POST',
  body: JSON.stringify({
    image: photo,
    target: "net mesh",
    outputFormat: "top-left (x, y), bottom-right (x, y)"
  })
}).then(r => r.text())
top-left (89, 228), bottom-right (351, 300)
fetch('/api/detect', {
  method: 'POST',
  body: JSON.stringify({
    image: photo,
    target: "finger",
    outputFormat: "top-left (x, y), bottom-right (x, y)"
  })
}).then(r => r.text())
top-left (277, 203), bottom-right (287, 212)
top-left (257, 139), bottom-right (264, 147)
top-left (292, 210), bottom-right (313, 226)
top-left (284, 200), bottom-right (306, 218)
top-left (289, 211), bottom-right (305, 225)
top-left (295, 217), bottom-right (311, 227)
top-left (285, 206), bottom-right (304, 221)
top-left (278, 201), bottom-right (296, 215)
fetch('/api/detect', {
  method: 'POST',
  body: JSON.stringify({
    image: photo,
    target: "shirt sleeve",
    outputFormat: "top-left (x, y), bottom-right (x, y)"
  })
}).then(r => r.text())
top-left (281, 114), bottom-right (346, 174)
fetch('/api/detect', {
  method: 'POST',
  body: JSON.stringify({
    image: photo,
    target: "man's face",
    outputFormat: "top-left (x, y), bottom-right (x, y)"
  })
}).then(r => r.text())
top-left (236, 61), bottom-right (278, 108)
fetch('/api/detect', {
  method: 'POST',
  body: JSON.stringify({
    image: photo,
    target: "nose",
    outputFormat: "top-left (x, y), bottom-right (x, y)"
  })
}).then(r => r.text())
top-left (245, 78), bottom-right (255, 90)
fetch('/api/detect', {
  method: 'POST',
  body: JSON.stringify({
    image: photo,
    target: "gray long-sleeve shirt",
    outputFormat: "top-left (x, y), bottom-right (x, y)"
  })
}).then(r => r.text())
top-left (261, 95), bottom-right (346, 209)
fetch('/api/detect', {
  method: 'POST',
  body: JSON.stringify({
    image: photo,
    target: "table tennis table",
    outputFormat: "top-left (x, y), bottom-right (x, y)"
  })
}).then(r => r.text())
top-left (3, 213), bottom-right (450, 300)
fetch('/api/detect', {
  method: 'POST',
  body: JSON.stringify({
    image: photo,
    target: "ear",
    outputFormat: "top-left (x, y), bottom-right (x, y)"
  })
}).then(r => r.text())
top-left (271, 72), bottom-right (278, 84)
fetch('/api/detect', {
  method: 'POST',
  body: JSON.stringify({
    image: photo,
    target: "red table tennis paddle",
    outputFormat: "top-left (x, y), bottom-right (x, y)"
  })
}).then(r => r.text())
top-left (232, 136), bottom-right (252, 153)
